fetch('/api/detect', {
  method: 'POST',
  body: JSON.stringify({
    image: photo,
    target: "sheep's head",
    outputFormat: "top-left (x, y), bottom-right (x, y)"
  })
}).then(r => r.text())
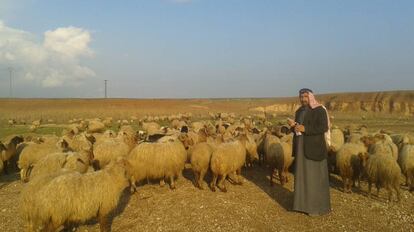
top-left (10, 135), bottom-right (24, 145)
top-left (358, 152), bottom-right (369, 168)
top-left (85, 134), bottom-right (96, 145)
top-left (178, 133), bottom-right (194, 150)
top-left (64, 129), bottom-right (76, 139)
top-left (238, 133), bottom-right (259, 161)
top-left (180, 125), bottom-right (189, 133)
top-left (58, 139), bottom-right (70, 152)
top-left (360, 135), bottom-right (376, 149)
top-left (104, 130), bottom-right (116, 138)
top-left (0, 142), bottom-right (6, 152)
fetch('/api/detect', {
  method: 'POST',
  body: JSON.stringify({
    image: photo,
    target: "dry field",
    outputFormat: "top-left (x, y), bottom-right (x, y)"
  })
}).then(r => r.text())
top-left (0, 97), bottom-right (413, 232)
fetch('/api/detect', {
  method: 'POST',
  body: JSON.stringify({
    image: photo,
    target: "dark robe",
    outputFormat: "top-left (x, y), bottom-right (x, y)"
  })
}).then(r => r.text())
top-left (292, 105), bottom-right (331, 215)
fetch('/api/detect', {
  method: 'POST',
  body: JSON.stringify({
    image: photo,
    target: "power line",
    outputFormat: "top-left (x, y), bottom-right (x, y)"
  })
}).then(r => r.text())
top-left (104, 80), bottom-right (108, 98)
top-left (8, 67), bottom-right (13, 98)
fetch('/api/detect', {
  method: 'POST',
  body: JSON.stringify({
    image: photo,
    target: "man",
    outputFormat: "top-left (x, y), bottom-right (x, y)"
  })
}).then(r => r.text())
top-left (288, 88), bottom-right (331, 216)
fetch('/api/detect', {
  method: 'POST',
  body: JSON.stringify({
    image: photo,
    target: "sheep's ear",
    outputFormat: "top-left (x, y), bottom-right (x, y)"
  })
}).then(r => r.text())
top-left (86, 134), bottom-right (96, 144)
top-left (374, 133), bottom-right (385, 141)
top-left (61, 139), bottom-right (69, 149)
top-left (77, 158), bottom-right (86, 165)
top-left (280, 126), bottom-right (290, 135)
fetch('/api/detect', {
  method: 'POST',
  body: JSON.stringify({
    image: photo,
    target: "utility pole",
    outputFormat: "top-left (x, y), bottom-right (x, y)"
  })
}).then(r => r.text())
top-left (8, 67), bottom-right (13, 98)
top-left (104, 80), bottom-right (108, 98)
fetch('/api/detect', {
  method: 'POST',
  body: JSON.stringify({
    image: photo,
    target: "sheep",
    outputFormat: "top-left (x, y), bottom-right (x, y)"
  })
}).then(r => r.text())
top-left (209, 134), bottom-right (259, 192)
top-left (0, 142), bottom-right (6, 173)
top-left (93, 131), bottom-right (136, 170)
top-left (94, 129), bottom-right (117, 145)
top-left (32, 119), bottom-right (41, 127)
top-left (171, 119), bottom-right (187, 130)
top-left (189, 142), bottom-right (215, 189)
top-left (62, 132), bottom-right (94, 154)
top-left (344, 124), bottom-right (368, 143)
top-left (327, 127), bottom-right (345, 174)
top-left (8, 119), bottom-right (16, 127)
top-left (398, 144), bottom-right (414, 192)
top-left (191, 121), bottom-right (206, 133)
top-left (141, 121), bottom-right (160, 132)
top-left (87, 120), bottom-right (105, 133)
top-left (365, 153), bottom-right (401, 202)
top-left (263, 133), bottom-right (293, 186)
top-left (25, 151), bottom-right (92, 182)
top-left (1, 135), bottom-right (24, 174)
top-left (102, 117), bottom-right (113, 127)
top-left (126, 140), bottom-right (187, 190)
top-left (18, 139), bottom-right (70, 181)
top-left (244, 133), bottom-right (264, 167)
top-left (118, 125), bottom-right (136, 138)
top-left (19, 158), bottom-right (131, 232)
top-left (391, 134), bottom-right (412, 151)
top-left (362, 134), bottom-right (398, 160)
top-left (336, 143), bottom-right (368, 193)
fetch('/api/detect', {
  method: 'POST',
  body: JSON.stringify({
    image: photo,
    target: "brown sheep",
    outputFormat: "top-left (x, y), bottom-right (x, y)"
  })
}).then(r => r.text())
top-left (398, 144), bottom-right (414, 192)
top-left (1, 135), bottom-right (24, 174)
top-left (365, 153), bottom-right (401, 202)
top-left (263, 133), bottom-right (293, 186)
top-left (0, 142), bottom-right (6, 173)
top-left (189, 142), bottom-right (215, 189)
top-left (327, 127), bottom-right (345, 174)
top-left (93, 131), bottom-right (136, 169)
top-left (127, 140), bottom-right (187, 190)
top-left (26, 151), bottom-right (92, 182)
top-left (210, 134), bottom-right (259, 192)
top-left (18, 139), bottom-right (70, 181)
top-left (19, 158), bottom-right (131, 232)
top-left (336, 143), bottom-right (368, 193)
top-left (87, 120), bottom-right (105, 133)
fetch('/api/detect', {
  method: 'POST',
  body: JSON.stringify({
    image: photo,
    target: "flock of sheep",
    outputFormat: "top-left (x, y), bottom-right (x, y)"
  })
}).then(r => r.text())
top-left (1, 112), bottom-right (414, 231)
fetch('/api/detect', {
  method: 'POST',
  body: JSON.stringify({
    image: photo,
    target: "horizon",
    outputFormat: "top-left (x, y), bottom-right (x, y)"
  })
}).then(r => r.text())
top-left (0, 89), bottom-right (412, 100)
top-left (1, 0), bottom-right (414, 98)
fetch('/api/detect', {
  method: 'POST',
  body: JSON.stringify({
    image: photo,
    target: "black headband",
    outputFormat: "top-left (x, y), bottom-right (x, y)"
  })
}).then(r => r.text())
top-left (299, 88), bottom-right (313, 94)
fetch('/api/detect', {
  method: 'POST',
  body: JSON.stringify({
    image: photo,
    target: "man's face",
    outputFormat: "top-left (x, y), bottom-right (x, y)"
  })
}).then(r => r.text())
top-left (300, 92), bottom-right (309, 106)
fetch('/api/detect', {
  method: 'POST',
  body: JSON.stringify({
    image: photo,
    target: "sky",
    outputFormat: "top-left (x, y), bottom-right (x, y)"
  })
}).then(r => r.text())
top-left (0, 0), bottom-right (413, 98)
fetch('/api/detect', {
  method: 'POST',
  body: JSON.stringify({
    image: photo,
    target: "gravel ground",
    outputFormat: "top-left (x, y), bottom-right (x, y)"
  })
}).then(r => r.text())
top-left (1, 165), bottom-right (413, 232)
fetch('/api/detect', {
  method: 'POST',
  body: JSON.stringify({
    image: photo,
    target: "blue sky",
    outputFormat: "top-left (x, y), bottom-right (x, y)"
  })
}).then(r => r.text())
top-left (0, 0), bottom-right (413, 98)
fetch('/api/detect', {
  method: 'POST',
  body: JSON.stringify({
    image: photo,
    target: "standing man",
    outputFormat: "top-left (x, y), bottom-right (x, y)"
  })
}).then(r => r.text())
top-left (288, 88), bottom-right (331, 216)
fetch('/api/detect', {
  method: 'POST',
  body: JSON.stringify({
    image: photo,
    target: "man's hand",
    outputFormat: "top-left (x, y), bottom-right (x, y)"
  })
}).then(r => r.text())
top-left (294, 124), bottom-right (305, 133)
top-left (287, 118), bottom-right (296, 127)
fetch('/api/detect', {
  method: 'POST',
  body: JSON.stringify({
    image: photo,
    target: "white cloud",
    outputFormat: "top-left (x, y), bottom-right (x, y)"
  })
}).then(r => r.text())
top-left (0, 20), bottom-right (95, 88)
top-left (44, 27), bottom-right (93, 58)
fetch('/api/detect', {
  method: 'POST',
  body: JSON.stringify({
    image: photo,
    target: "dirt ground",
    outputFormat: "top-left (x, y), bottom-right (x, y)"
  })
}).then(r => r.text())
top-left (1, 164), bottom-right (413, 232)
